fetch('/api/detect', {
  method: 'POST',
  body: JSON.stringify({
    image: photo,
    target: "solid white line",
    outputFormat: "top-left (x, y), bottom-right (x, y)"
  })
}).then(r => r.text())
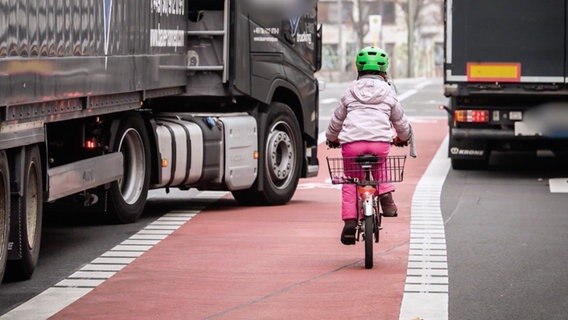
top-left (150, 221), bottom-right (187, 226)
top-left (111, 245), bottom-right (152, 252)
top-left (136, 229), bottom-right (175, 235)
top-left (157, 217), bottom-right (191, 221)
top-left (55, 279), bottom-right (105, 288)
top-left (80, 264), bottom-right (126, 272)
top-left (68, 271), bottom-right (116, 279)
top-left (92, 257), bottom-right (136, 264)
top-left (399, 135), bottom-right (451, 320)
top-left (121, 239), bottom-right (161, 245)
top-left (130, 234), bottom-right (168, 240)
top-left (102, 251), bottom-right (144, 258)
top-left (144, 225), bottom-right (180, 230)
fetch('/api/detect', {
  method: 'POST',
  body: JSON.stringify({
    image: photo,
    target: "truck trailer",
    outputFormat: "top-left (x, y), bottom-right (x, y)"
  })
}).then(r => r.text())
top-left (0, 0), bottom-right (322, 281)
top-left (444, 0), bottom-right (568, 169)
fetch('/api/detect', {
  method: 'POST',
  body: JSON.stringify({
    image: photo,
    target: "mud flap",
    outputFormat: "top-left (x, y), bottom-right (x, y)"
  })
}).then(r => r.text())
top-left (448, 135), bottom-right (489, 160)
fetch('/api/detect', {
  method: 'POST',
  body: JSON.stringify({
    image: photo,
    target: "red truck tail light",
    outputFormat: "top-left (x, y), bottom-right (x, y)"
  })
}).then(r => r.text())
top-left (454, 110), bottom-right (489, 123)
top-left (84, 138), bottom-right (97, 149)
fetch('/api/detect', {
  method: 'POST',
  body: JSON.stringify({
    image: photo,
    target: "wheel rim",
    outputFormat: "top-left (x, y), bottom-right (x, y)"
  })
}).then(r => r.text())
top-left (117, 128), bottom-right (145, 205)
top-left (266, 121), bottom-right (296, 190)
top-left (0, 170), bottom-right (6, 259)
top-left (25, 162), bottom-right (38, 248)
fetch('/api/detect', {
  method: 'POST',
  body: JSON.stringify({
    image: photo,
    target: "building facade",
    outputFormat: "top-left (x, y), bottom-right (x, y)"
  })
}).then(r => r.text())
top-left (317, 0), bottom-right (443, 81)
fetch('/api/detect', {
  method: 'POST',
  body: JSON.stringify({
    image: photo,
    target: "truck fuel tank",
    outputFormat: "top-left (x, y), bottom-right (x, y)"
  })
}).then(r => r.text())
top-left (153, 114), bottom-right (258, 191)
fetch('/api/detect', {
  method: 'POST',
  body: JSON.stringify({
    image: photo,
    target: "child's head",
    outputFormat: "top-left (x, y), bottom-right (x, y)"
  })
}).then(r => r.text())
top-left (355, 47), bottom-right (389, 78)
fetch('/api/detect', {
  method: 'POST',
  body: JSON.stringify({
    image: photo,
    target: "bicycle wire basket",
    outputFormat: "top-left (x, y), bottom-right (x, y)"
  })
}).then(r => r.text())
top-left (326, 155), bottom-right (407, 185)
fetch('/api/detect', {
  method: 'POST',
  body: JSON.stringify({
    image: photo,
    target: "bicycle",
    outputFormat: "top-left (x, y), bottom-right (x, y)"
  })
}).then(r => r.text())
top-left (326, 152), bottom-right (406, 269)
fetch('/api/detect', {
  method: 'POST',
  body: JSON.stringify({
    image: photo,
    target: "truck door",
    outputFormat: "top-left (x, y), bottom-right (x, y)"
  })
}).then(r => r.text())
top-left (232, 0), bottom-right (318, 101)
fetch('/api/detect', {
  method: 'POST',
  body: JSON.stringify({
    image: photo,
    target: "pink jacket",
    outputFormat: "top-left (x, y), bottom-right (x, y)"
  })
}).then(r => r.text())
top-left (326, 76), bottom-right (411, 144)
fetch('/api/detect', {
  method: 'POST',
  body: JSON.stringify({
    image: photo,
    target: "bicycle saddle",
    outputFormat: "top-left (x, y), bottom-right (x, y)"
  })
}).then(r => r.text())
top-left (355, 154), bottom-right (378, 164)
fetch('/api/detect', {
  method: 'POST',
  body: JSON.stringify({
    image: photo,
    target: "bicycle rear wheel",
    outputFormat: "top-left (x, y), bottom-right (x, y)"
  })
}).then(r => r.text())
top-left (364, 215), bottom-right (374, 269)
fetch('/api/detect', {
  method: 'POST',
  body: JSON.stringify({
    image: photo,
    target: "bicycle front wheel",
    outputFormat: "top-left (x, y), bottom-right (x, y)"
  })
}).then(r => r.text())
top-left (364, 215), bottom-right (374, 269)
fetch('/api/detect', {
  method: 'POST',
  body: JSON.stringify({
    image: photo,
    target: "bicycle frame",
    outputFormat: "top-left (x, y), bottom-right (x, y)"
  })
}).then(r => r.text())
top-left (357, 163), bottom-right (377, 218)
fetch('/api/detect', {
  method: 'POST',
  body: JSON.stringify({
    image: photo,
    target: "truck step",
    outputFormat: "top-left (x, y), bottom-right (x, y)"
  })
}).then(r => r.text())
top-left (187, 31), bottom-right (225, 37)
top-left (160, 66), bottom-right (224, 71)
top-left (186, 1), bottom-right (230, 83)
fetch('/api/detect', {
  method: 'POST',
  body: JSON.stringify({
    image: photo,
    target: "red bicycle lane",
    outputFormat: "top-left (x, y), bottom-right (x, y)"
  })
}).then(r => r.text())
top-left (51, 119), bottom-right (447, 320)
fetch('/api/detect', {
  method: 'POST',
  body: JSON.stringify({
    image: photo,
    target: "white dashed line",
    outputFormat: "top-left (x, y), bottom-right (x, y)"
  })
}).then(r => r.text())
top-left (0, 192), bottom-right (227, 320)
top-left (399, 135), bottom-right (451, 320)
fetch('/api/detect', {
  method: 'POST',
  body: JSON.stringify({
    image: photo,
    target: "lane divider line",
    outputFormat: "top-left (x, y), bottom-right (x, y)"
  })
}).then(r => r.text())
top-left (399, 135), bottom-right (451, 320)
top-left (0, 192), bottom-right (226, 320)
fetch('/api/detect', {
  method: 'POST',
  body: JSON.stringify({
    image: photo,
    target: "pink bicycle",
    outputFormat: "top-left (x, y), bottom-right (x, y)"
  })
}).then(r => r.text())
top-left (326, 154), bottom-right (406, 268)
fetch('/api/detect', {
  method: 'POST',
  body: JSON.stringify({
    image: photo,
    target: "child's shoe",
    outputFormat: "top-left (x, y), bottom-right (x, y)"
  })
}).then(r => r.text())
top-left (340, 219), bottom-right (357, 245)
top-left (380, 192), bottom-right (398, 217)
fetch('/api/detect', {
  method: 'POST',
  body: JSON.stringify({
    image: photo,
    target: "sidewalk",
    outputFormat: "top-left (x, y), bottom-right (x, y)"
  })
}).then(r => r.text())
top-left (49, 119), bottom-right (448, 320)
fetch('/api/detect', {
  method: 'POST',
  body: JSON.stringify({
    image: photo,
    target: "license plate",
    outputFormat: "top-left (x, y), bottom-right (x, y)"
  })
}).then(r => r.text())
top-left (514, 121), bottom-right (541, 136)
top-left (509, 111), bottom-right (523, 121)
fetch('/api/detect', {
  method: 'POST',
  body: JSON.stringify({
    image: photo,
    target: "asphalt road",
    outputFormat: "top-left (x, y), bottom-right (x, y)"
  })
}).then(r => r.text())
top-left (443, 152), bottom-right (568, 320)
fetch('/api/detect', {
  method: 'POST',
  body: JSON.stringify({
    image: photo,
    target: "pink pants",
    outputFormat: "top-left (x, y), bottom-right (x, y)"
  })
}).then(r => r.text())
top-left (341, 141), bottom-right (394, 221)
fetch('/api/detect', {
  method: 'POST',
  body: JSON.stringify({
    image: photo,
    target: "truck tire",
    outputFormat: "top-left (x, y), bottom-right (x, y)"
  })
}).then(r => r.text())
top-left (0, 151), bottom-right (10, 282)
top-left (6, 145), bottom-right (43, 280)
top-left (232, 102), bottom-right (302, 205)
top-left (107, 113), bottom-right (151, 223)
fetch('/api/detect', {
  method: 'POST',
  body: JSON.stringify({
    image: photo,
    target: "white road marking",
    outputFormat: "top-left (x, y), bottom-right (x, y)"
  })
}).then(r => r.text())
top-left (398, 89), bottom-right (418, 101)
top-left (320, 98), bottom-right (338, 105)
top-left (399, 135), bottom-right (451, 320)
top-left (549, 178), bottom-right (568, 193)
top-left (0, 192), bottom-right (227, 320)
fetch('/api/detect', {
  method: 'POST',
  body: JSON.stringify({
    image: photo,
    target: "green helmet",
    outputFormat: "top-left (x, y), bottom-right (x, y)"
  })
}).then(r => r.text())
top-left (355, 47), bottom-right (389, 72)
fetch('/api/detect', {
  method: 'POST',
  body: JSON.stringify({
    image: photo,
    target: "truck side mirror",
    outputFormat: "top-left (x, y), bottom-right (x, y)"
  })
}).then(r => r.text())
top-left (315, 24), bottom-right (323, 72)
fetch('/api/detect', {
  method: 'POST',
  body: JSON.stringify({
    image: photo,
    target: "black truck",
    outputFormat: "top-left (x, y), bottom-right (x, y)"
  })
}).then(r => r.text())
top-left (444, 0), bottom-right (568, 169)
top-left (0, 0), bottom-right (322, 281)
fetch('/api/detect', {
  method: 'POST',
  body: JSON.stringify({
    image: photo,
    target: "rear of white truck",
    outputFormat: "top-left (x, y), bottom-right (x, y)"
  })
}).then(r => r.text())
top-left (444, 0), bottom-right (568, 169)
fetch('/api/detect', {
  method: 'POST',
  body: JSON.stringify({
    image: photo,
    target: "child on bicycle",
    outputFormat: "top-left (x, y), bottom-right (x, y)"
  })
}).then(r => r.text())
top-left (326, 47), bottom-right (412, 245)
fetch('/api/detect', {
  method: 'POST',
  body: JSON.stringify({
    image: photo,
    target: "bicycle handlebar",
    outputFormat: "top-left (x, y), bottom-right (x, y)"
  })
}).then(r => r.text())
top-left (326, 138), bottom-right (408, 149)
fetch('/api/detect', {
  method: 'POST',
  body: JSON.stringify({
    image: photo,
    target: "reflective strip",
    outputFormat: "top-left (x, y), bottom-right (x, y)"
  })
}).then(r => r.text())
top-left (467, 63), bottom-right (520, 82)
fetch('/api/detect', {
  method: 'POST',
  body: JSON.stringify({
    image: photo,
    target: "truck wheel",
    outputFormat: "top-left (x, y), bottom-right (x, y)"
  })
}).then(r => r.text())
top-left (6, 145), bottom-right (43, 280)
top-left (0, 151), bottom-right (10, 282)
top-left (451, 158), bottom-right (489, 170)
top-left (107, 114), bottom-right (151, 223)
top-left (232, 102), bottom-right (302, 205)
